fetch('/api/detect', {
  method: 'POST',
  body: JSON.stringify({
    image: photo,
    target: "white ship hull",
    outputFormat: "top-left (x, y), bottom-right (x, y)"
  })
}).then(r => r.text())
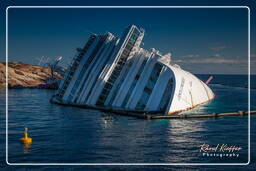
top-left (164, 65), bottom-right (214, 114)
top-left (52, 25), bottom-right (214, 115)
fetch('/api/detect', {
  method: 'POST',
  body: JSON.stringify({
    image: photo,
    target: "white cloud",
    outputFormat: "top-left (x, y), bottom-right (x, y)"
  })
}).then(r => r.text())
top-left (175, 60), bottom-right (184, 63)
top-left (209, 45), bottom-right (228, 51)
top-left (194, 58), bottom-right (239, 64)
top-left (210, 54), bottom-right (221, 58)
top-left (176, 58), bottom-right (242, 64)
top-left (181, 54), bottom-right (199, 58)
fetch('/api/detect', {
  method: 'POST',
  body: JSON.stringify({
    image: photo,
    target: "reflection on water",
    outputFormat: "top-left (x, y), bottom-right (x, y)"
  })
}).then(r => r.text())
top-left (0, 79), bottom-right (254, 163)
top-left (22, 143), bottom-right (31, 154)
top-left (100, 113), bottom-right (115, 129)
top-left (164, 119), bottom-right (206, 162)
top-left (167, 120), bottom-right (205, 144)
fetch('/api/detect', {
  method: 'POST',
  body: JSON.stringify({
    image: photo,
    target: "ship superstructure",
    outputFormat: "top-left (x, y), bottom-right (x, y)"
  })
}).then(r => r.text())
top-left (52, 25), bottom-right (214, 115)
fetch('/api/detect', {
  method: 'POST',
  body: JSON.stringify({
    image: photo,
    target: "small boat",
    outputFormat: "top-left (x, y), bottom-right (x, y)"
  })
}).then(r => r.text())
top-left (51, 25), bottom-right (214, 115)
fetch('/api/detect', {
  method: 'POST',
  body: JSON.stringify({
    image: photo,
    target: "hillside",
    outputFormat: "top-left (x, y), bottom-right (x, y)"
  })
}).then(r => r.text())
top-left (0, 62), bottom-right (63, 88)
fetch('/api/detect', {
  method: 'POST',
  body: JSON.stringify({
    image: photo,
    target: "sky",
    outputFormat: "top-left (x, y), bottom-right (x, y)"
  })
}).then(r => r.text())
top-left (0, 0), bottom-right (255, 74)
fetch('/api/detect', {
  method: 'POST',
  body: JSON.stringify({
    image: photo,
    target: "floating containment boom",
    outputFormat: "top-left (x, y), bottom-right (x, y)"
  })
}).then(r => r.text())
top-left (51, 25), bottom-right (214, 115)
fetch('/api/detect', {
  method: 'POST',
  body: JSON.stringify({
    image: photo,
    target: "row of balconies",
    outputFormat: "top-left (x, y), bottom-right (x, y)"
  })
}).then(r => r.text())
top-left (57, 36), bottom-right (96, 98)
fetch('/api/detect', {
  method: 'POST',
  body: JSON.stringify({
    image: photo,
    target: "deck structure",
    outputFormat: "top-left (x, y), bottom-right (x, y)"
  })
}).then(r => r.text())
top-left (52, 25), bottom-right (214, 115)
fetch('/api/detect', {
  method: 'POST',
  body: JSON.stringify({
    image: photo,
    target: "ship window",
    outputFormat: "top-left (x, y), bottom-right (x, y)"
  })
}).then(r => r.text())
top-left (144, 87), bottom-right (152, 94)
top-left (125, 44), bottom-right (133, 51)
top-left (133, 29), bottom-right (140, 36)
top-left (121, 58), bottom-right (147, 108)
top-left (158, 78), bottom-right (174, 112)
top-left (83, 45), bottom-right (117, 104)
top-left (105, 83), bottom-right (112, 89)
top-left (74, 39), bottom-right (107, 102)
top-left (96, 31), bottom-right (139, 106)
top-left (135, 74), bottom-right (140, 80)
top-left (135, 63), bottom-right (162, 110)
top-left (107, 59), bottom-right (134, 106)
top-left (129, 39), bottom-right (136, 44)
top-left (136, 92), bottom-right (150, 110)
top-left (69, 36), bottom-right (106, 101)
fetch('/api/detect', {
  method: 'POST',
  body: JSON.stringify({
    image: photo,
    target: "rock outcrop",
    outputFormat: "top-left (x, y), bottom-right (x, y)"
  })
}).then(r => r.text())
top-left (0, 62), bottom-right (62, 88)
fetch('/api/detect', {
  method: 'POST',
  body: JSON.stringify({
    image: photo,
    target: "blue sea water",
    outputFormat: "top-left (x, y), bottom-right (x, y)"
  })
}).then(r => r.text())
top-left (0, 74), bottom-right (256, 170)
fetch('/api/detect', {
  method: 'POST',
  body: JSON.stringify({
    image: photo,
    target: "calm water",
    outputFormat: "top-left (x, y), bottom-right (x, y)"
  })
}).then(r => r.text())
top-left (0, 74), bottom-right (256, 169)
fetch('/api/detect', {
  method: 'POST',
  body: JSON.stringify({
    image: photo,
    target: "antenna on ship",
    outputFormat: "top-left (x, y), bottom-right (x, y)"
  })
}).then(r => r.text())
top-left (37, 56), bottom-right (51, 67)
top-left (83, 28), bottom-right (97, 35)
top-left (44, 57), bottom-right (51, 67)
top-left (39, 56), bottom-right (63, 86)
top-left (37, 56), bottom-right (46, 66)
top-left (49, 56), bottom-right (63, 79)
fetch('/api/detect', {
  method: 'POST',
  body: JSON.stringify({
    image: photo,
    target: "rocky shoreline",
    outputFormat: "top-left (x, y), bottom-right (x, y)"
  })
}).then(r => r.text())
top-left (0, 62), bottom-right (63, 89)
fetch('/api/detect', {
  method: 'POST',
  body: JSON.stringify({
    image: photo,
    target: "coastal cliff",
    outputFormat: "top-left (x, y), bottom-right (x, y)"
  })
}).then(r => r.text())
top-left (0, 62), bottom-right (63, 88)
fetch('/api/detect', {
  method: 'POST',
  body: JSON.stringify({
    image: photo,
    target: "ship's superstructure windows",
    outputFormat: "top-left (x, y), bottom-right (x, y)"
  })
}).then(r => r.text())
top-left (96, 26), bottom-right (142, 106)
top-left (73, 35), bottom-right (111, 103)
top-left (158, 78), bottom-right (174, 111)
top-left (81, 41), bottom-right (117, 104)
top-left (67, 36), bottom-right (106, 102)
top-left (135, 63), bottom-right (163, 110)
top-left (121, 58), bottom-right (148, 108)
top-left (107, 61), bottom-right (130, 106)
top-left (57, 34), bottom-right (97, 99)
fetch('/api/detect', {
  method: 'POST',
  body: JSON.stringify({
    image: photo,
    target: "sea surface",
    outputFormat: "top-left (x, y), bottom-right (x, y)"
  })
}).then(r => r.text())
top-left (0, 74), bottom-right (256, 170)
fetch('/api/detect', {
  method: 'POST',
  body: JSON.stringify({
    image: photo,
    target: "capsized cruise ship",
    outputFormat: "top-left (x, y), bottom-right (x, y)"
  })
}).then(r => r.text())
top-left (51, 25), bottom-right (214, 115)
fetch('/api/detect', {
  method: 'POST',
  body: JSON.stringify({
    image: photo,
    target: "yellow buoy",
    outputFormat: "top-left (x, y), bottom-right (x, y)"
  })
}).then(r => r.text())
top-left (20, 127), bottom-right (32, 144)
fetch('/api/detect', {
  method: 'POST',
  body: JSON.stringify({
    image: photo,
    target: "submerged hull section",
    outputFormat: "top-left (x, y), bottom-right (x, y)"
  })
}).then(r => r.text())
top-left (53, 25), bottom-right (214, 115)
